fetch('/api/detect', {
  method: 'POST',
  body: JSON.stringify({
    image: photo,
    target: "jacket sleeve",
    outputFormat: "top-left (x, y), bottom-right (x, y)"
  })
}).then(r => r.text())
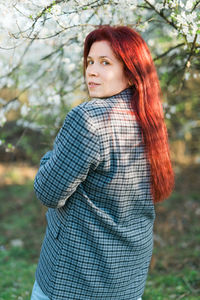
top-left (34, 105), bottom-right (100, 208)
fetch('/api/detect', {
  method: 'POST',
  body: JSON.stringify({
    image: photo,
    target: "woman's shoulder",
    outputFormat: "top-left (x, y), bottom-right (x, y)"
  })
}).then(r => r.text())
top-left (71, 97), bottom-right (109, 118)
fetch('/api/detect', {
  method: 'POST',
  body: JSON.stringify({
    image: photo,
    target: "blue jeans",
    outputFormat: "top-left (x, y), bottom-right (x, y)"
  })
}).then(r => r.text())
top-left (31, 280), bottom-right (142, 300)
top-left (31, 280), bottom-right (50, 300)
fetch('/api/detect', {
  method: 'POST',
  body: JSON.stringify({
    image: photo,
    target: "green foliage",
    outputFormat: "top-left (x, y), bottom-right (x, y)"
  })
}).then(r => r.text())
top-left (0, 123), bottom-right (52, 164)
top-left (0, 164), bottom-right (199, 299)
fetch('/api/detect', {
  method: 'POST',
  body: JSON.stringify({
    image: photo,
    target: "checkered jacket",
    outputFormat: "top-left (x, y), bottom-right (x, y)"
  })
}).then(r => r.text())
top-left (34, 87), bottom-right (155, 300)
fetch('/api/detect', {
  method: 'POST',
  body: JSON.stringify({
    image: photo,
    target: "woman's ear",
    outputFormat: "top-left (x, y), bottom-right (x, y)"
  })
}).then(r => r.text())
top-left (128, 80), bottom-right (133, 86)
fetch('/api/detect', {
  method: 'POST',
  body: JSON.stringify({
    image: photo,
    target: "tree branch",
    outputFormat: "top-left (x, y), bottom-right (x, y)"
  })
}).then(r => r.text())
top-left (154, 43), bottom-right (185, 61)
top-left (177, 34), bottom-right (198, 92)
top-left (0, 32), bottom-right (39, 79)
top-left (192, 0), bottom-right (200, 12)
top-left (144, 0), bottom-right (178, 31)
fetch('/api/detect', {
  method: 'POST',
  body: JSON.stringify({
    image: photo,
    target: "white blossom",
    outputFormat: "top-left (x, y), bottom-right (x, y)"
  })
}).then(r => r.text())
top-left (186, 33), bottom-right (195, 43)
top-left (68, 63), bottom-right (76, 72)
top-left (0, 110), bottom-right (6, 126)
top-left (163, 3), bottom-right (169, 9)
top-left (147, 0), bottom-right (155, 5)
top-left (34, 0), bottom-right (52, 7)
top-left (159, 66), bottom-right (167, 73)
top-left (196, 34), bottom-right (200, 44)
top-left (47, 95), bottom-right (61, 106)
top-left (170, 106), bottom-right (176, 114)
top-left (4, 100), bottom-right (20, 113)
top-left (168, 0), bottom-right (178, 9)
top-left (187, 11), bottom-right (197, 23)
top-left (6, 78), bottom-right (15, 88)
top-left (21, 104), bottom-right (30, 117)
top-left (185, 0), bottom-right (193, 11)
top-left (63, 58), bottom-right (70, 64)
top-left (182, 24), bottom-right (189, 35)
top-left (16, 119), bottom-right (46, 131)
top-left (184, 72), bottom-right (190, 80)
top-left (0, 0), bottom-right (198, 134)
top-left (73, 44), bottom-right (82, 54)
top-left (155, 3), bottom-right (163, 12)
top-left (51, 4), bottom-right (62, 16)
top-left (69, 13), bottom-right (80, 26)
top-left (176, 11), bottom-right (186, 26)
top-left (179, 1), bottom-right (184, 8)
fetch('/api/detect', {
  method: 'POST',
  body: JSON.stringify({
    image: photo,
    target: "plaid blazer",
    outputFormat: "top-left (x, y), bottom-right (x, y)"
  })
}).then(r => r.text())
top-left (34, 87), bottom-right (155, 300)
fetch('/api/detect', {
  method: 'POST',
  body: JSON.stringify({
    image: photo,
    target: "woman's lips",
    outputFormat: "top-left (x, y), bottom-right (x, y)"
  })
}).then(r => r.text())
top-left (88, 82), bottom-right (101, 88)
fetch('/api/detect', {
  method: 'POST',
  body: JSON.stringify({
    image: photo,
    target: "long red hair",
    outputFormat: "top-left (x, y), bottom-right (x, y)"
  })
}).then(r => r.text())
top-left (83, 25), bottom-right (174, 203)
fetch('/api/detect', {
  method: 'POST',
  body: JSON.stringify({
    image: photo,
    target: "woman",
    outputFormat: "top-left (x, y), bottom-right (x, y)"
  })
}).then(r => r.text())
top-left (31, 25), bottom-right (174, 299)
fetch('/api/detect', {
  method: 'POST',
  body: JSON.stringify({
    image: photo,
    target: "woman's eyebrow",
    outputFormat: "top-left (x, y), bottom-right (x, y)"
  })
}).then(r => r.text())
top-left (87, 55), bottom-right (112, 60)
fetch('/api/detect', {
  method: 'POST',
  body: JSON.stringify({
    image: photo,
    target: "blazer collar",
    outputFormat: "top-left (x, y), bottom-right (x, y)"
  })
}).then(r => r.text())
top-left (94, 86), bottom-right (135, 102)
top-left (109, 87), bottom-right (134, 101)
top-left (89, 87), bottom-right (136, 104)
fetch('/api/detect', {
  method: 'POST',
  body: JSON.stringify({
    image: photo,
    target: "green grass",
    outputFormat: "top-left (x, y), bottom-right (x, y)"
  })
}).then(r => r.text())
top-left (143, 269), bottom-right (200, 299)
top-left (0, 180), bottom-right (46, 299)
top-left (0, 247), bottom-right (37, 300)
top-left (0, 164), bottom-right (200, 299)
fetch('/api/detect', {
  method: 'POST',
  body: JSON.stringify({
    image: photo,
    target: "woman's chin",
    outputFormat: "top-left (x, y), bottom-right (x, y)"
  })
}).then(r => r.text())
top-left (89, 91), bottom-right (102, 98)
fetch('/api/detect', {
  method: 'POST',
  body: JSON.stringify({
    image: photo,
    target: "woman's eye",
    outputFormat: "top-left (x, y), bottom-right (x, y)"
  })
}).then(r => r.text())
top-left (87, 60), bottom-right (109, 66)
top-left (102, 61), bottom-right (109, 65)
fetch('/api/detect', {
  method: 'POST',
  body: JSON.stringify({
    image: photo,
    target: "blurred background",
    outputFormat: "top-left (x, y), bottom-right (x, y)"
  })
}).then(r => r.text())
top-left (0, 1), bottom-right (199, 299)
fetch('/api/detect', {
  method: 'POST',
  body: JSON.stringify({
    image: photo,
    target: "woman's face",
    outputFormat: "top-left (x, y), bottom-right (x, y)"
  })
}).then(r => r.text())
top-left (86, 40), bottom-right (129, 98)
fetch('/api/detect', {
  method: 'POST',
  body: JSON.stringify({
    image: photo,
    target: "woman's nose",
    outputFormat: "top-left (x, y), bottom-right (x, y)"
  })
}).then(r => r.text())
top-left (87, 64), bottom-right (99, 76)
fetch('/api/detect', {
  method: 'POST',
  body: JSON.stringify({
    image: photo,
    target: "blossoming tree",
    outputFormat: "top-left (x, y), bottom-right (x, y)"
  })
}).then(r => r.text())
top-left (0, 0), bottom-right (199, 157)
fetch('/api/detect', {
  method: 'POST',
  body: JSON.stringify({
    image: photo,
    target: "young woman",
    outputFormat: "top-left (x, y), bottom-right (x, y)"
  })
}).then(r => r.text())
top-left (31, 25), bottom-right (174, 300)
